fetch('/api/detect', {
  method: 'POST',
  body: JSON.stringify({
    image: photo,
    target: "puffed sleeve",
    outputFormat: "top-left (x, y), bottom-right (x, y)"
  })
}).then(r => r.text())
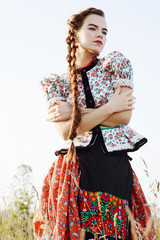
top-left (103, 51), bottom-right (133, 89)
top-left (40, 73), bottom-right (68, 108)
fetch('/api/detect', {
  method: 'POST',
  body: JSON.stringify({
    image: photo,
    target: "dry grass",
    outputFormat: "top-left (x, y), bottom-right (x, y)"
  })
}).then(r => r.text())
top-left (0, 161), bottom-right (160, 239)
top-left (0, 164), bottom-right (38, 240)
top-left (155, 218), bottom-right (160, 239)
top-left (0, 208), bottom-right (36, 240)
top-left (142, 158), bottom-right (160, 239)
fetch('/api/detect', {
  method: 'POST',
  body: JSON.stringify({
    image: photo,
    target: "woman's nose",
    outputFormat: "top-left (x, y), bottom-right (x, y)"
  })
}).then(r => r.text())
top-left (96, 31), bottom-right (103, 38)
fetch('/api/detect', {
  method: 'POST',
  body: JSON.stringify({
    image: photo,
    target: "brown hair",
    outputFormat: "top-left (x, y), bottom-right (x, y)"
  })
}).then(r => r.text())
top-left (66, 8), bottom-right (105, 162)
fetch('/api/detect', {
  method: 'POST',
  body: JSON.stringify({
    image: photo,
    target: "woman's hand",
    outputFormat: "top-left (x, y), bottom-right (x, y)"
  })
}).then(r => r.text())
top-left (107, 85), bottom-right (135, 113)
top-left (47, 100), bottom-right (72, 122)
top-left (47, 100), bottom-right (95, 122)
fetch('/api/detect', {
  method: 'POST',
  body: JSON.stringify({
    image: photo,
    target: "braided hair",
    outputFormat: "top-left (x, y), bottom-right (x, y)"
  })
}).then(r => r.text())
top-left (66, 8), bottom-right (105, 162)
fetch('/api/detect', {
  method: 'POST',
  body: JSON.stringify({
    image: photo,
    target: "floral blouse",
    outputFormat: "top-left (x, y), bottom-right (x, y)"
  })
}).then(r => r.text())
top-left (40, 51), bottom-right (147, 152)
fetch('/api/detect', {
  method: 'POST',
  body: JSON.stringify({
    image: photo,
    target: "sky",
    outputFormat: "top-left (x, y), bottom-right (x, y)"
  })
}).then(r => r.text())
top-left (0, 0), bottom-right (160, 208)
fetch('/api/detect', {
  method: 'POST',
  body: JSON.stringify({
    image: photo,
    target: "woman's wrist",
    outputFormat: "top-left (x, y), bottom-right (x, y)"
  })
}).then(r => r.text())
top-left (101, 102), bottom-right (114, 116)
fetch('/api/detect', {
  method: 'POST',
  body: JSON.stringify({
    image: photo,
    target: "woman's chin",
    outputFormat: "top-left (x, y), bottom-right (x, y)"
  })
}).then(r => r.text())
top-left (89, 48), bottom-right (101, 55)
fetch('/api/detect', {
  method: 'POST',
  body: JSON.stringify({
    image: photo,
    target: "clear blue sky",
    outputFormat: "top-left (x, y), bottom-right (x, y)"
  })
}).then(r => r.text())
top-left (0, 0), bottom-right (160, 206)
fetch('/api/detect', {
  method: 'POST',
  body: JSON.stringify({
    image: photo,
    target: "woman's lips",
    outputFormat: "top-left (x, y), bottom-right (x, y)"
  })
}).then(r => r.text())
top-left (94, 40), bottom-right (103, 45)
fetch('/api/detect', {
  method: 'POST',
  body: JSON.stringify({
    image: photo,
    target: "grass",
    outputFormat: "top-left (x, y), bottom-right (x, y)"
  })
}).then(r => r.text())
top-left (0, 164), bottom-right (38, 240)
top-left (0, 162), bottom-right (160, 239)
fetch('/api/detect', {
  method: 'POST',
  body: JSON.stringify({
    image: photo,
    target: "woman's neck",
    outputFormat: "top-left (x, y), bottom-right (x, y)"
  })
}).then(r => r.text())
top-left (75, 49), bottom-right (97, 69)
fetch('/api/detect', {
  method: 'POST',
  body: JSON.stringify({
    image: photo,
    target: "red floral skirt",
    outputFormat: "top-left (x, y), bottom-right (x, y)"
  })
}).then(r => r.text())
top-left (33, 154), bottom-right (155, 240)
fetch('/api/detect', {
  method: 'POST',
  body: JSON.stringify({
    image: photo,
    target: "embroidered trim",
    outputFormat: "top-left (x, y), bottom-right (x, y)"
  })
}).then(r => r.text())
top-left (79, 190), bottom-right (129, 239)
top-left (100, 125), bottom-right (125, 130)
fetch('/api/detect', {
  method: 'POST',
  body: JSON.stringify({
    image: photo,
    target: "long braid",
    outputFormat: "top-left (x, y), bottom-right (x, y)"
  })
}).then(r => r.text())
top-left (65, 8), bottom-right (105, 162)
top-left (66, 28), bottom-right (81, 161)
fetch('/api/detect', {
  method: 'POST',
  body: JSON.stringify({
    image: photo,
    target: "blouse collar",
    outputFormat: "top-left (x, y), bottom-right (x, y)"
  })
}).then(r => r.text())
top-left (77, 57), bottom-right (99, 73)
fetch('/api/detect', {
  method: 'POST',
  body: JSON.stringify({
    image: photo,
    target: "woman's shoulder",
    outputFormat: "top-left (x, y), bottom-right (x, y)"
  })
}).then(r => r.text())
top-left (99, 50), bottom-right (133, 88)
top-left (39, 72), bottom-right (70, 107)
top-left (100, 50), bottom-right (132, 68)
top-left (40, 72), bottom-right (69, 87)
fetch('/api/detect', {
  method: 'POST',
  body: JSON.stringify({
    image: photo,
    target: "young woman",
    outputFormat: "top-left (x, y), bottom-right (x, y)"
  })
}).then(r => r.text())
top-left (33, 8), bottom-right (155, 240)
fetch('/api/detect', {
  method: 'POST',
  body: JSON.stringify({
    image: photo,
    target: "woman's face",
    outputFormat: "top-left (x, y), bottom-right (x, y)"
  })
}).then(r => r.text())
top-left (76, 14), bottom-right (107, 55)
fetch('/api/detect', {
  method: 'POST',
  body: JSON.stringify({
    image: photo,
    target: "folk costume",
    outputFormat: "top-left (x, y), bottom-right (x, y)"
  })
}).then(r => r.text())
top-left (33, 51), bottom-right (155, 239)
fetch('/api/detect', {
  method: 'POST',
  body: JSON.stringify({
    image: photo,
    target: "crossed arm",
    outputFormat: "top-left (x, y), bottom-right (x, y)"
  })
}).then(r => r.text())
top-left (79, 87), bottom-right (133, 127)
top-left (47, 86), bottom-right (135, 140)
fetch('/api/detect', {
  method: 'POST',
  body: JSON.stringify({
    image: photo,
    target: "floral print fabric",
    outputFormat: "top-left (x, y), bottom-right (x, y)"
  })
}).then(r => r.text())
top-left (40, 51), bottom-right (146, 152)
top-left (79, 190), bottom-right (128, 239)
top-left (102, 51), bottom-right (133, 89)
top-left (33, 154), bottom-right (81, 240)
top-left (131, 170), bottom-right (155, 239)
top-left (62, 125), bottom-right (146, 152)
top-left (40, 73), bottom-right (69, 108)
top-left (33, 155), bottom-right (156, 239)
top-left (101, 125), bottom-right (146, 152)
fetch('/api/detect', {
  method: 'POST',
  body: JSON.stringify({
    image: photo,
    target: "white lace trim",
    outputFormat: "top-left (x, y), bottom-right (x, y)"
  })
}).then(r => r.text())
top-left (112, 78), bottom-right (134, 89)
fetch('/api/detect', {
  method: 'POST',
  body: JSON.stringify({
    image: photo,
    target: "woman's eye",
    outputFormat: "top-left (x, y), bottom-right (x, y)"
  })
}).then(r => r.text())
top-left (102, 31), bottom-right (107, 35)
top-left (88, 27), bottom-right (96, 31)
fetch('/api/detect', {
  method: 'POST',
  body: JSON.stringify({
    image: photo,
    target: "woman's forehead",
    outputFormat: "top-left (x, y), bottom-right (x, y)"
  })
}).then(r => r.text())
top-left (82, 14), bottom-right (107, 28)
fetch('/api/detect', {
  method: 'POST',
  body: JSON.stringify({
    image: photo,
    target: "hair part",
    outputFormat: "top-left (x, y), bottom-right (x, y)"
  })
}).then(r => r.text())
top-left (66, 8), bottom-right (105, 162)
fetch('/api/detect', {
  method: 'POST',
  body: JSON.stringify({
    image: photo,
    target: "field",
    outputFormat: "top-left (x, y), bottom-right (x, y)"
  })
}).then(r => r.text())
top-left (0, 163), bottom-right (159, 240)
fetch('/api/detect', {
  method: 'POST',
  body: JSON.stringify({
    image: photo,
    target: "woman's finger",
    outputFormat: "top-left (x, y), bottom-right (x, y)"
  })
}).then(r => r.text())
top-left (48, 106), bottom-right (56, 114)
top-left (47, 117), bottom-right (58, 122)
top-left (128, 100), bottom-right (135, 106)
top-left (127, 95), bottom-right (136, 102)
top-left (47, 113), bottom-right (61, 122)
top-left (114, 85), bottom-right (121, 94)
top-left (125, 89), bottom-right (134, 96)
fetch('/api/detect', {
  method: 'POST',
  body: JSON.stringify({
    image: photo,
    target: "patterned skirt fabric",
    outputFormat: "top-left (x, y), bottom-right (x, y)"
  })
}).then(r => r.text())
top-left (79, 190), bottom-right (129, 239)
top-left (33, 151), bottom-right (156, 239)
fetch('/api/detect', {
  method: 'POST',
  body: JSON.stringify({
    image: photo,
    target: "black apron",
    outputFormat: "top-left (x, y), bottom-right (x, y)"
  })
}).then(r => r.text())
top-left (76, 59), bottom-right (132, 240)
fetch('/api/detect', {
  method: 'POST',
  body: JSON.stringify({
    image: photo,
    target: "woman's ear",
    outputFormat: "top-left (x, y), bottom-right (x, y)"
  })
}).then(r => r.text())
top-left (75, 35), bottom-right (79, 48)
top-left (75, 35), bottom-right (79, 43)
